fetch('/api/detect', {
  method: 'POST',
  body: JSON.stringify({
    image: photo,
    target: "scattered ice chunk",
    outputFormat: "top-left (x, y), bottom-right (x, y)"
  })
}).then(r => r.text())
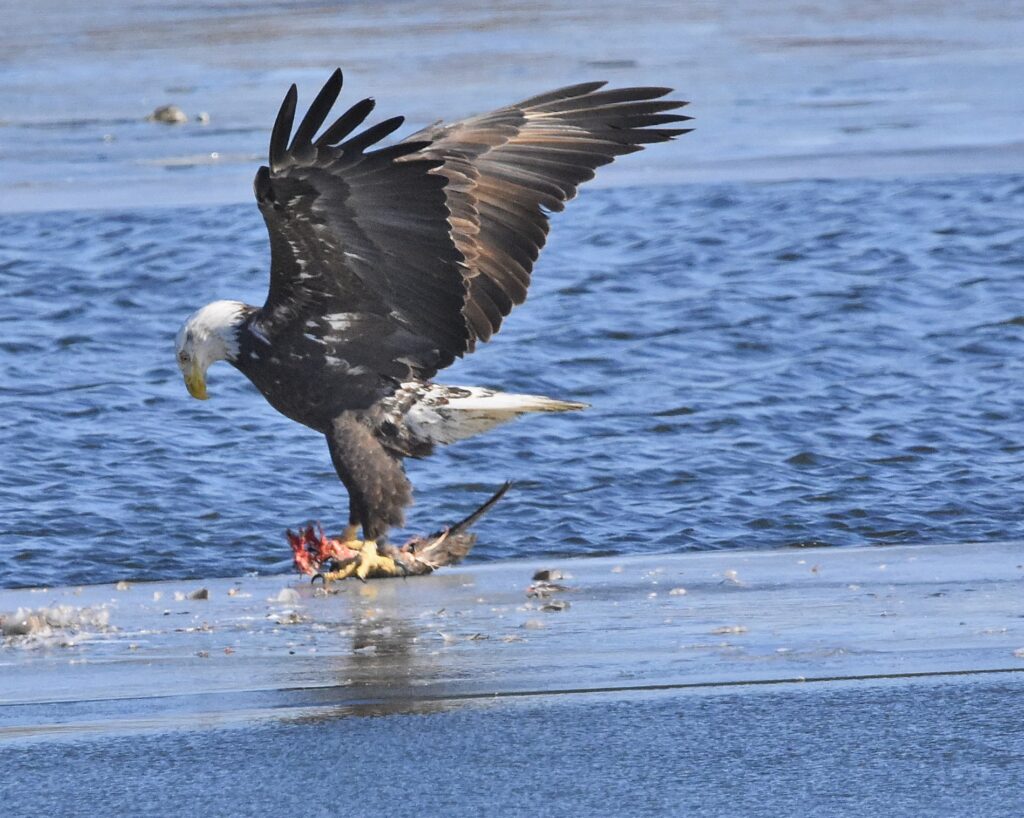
top-left (669, 587), bottom-right (687, 596)
top-left (527, 581), bottom-right (571, 598)
top-left (115, 581), bottom-right (131, 591)
top-left (147, 104), bottom-right (187, 124)
top-left (611, 565), bottom-right (624, 574)
top-left (271, 588), bottom-right (300, 604)
top-left (437, 631), bottom-right (487, 644)
top-left (522, 619), bottom-right (546, 630)
top-left (710, 625), bottom-right (748, 635)
top-left (152, 591), bottom-right (163, 601)
top-left (175, 623), bottom-right (213, 633)
top-left (1014, 648), bottom-right (1024, 659)
top-left (268, 610), bottom-right (305, 625)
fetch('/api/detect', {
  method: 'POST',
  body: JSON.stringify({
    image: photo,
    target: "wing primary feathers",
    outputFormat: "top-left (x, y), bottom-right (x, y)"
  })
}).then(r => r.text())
top-left (339, 116), bottom-right (405, 154)
top-left (531, 86), bottom-right (677, 111)
top-left (316, 97), bottom-right (377, 147)
top-left (514, 81), bottom-right (608, 107)
top-left (560, 100), bottom-right (690, 117)
top-left (289, 68), bottom-right (343, 156)
top-left (366, 140), bottom-right (434, 161)
top-left (620, 126), bottom-right (694, 143)
top-left (269, 84), bottom-right (298, 171)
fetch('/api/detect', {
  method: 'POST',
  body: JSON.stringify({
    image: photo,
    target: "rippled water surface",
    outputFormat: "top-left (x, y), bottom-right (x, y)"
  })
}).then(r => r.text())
top-left (1, 174), bottom-right (1023, 587)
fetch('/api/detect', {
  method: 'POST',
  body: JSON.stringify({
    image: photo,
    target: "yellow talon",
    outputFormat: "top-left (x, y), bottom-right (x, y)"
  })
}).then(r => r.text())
top-left (354, 541), bottom-right (398, 580)
top-left (319, 562), bottom-right (360, 582)
top-left (316, 540), bottom-right (400, 583)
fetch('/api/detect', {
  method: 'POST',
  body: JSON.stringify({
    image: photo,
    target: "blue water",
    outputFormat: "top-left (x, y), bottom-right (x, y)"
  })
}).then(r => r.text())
top-left (1, 174), bottom-right (1023, 588)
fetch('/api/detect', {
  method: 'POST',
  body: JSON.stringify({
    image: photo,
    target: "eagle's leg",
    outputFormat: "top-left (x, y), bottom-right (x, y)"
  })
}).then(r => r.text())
top-left (321, 414), bottom-right (413, 580)
top-left (337, 496), bottom-right (365, 546)
top-left (340, 522), bottom-right (361, 544)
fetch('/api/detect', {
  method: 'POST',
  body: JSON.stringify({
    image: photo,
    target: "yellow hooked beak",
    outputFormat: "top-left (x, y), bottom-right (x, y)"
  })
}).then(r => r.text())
top-left (183, 363), bottom-right (209, 400)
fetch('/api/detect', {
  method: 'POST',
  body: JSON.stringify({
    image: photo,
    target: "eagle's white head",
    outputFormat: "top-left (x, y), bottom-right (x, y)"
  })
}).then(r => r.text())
top-left (175, 300), bottom-right (248, 400)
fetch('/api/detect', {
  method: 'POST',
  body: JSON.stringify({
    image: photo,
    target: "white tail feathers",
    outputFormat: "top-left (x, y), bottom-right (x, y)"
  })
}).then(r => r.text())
top-left (404, 385), bottom-right (588, 446)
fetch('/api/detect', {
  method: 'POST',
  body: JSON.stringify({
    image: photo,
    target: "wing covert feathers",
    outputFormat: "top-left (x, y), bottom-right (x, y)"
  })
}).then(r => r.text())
top-left (256, 71), bottom-right (469, 382)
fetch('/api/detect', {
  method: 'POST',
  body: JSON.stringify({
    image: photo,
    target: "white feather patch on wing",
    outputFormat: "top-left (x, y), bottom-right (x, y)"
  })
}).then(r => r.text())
top-left (324, 312), bottom-right (360, 331)
top-left (404, 384), bottom-right (588, 446)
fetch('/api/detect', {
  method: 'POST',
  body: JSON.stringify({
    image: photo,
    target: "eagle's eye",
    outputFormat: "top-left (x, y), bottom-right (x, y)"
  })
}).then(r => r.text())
top-left (177, 350), bottom-right (190, 365)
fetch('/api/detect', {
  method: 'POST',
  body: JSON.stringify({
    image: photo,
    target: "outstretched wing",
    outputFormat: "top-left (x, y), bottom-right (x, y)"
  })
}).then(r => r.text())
top-left (405, 82), bottom-right (692, 348)
top-left (253, 69), bottom-right (469, 384)
top-left (254, 71), bottom-right (691, 391)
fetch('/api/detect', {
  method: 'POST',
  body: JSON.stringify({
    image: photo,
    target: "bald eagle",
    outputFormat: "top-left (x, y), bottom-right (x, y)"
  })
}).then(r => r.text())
top-left (175, 69), bottom-right (690, 557)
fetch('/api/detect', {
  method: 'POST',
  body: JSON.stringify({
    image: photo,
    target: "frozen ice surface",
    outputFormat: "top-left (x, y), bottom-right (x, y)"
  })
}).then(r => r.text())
top-left (2, 541), bottom-right (1023, 817)
top-left (2, 541), bottom-right (1021, 726)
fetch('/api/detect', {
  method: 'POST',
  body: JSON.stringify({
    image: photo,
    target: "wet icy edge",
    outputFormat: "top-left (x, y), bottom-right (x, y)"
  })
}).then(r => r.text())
top-left (1, 541), bottom-right (1022, 739)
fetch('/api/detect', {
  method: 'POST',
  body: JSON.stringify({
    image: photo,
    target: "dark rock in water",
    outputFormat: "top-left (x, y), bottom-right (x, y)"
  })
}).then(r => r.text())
top-left (147, 104), bottom-right (187, 124)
